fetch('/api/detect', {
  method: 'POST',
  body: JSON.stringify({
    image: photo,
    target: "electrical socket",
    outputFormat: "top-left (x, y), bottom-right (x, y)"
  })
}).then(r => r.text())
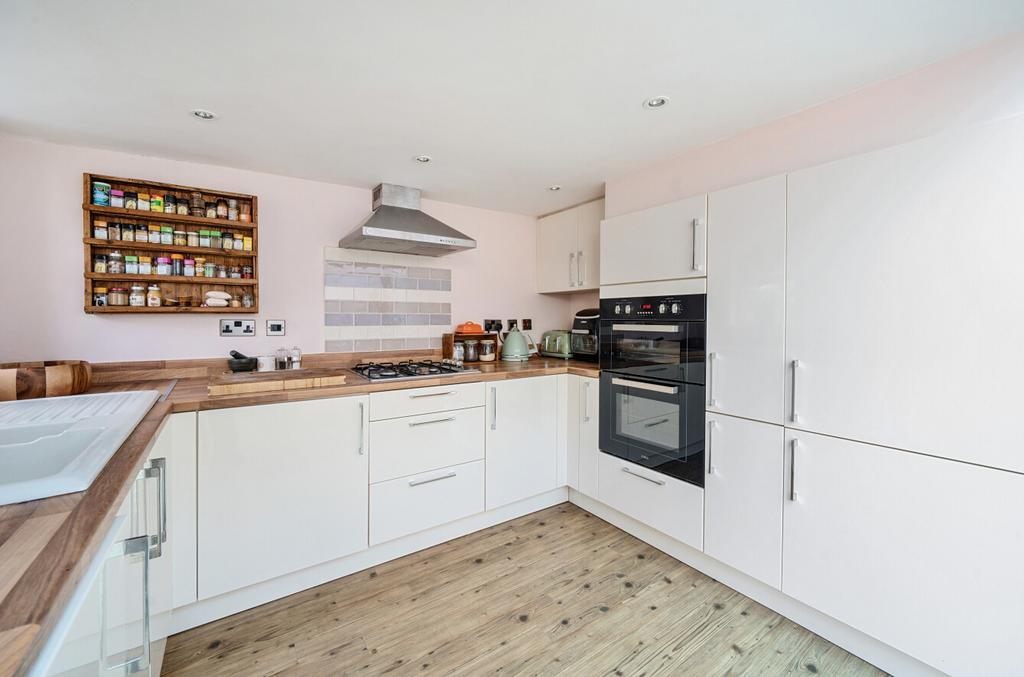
top-left (521, 318), bottom-right (532, 330)
top-left (219, 319), bottom-right (255, 337)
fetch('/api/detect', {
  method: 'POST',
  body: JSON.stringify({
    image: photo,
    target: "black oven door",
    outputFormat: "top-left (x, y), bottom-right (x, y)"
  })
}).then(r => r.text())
top-left (598, 372), bottom-right (705, 488)
top-left (600, 321), bottom-right (705, 385)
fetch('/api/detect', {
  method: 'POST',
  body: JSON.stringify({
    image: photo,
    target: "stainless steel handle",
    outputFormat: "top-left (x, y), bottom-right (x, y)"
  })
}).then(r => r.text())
top-left (409, 416), bottom-right (456, 427)
top-left (691, 218), bottom-right (702, 271)
top-left (611, 377), bottom-right (678, 395)
top-left (582, 381), bottom-right (590, 423)
top-left (103, 535), bottom-right (151, 673)
top-left (490, 386), bottom-right (497, 430)
top-left (357, 402), bottom-right (365, 455)
top-left (789, 438), bottom-right (799, 501)
top-left (143, 458), bottom-right (167, 557)
top-left (643, 418), bottom-right (670, 428)
top-left (707, 419), bottom-right (716, 474)
top-left (570, 329), bottom-right (589, 334)
top-left (577, 250), bottom-right (584, 286)
top-left (707, 352), bottom-right (717, 407)
top-left (790, 360), bottom-right (801, 423)
top-left (409, 390), bottom-right (454, 399)
top-left (622, 466), bottom-right (666, 486)
top-left (409, 471), bottom-right (457, 487)
top-left (612, 323), bottom-right (679, 333)
top-left (569, 251), bottom-right (576, 287)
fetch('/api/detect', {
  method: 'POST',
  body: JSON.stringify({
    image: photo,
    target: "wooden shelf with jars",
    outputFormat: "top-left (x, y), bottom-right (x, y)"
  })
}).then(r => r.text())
top-left (83, 173), bottom-right (259, 313)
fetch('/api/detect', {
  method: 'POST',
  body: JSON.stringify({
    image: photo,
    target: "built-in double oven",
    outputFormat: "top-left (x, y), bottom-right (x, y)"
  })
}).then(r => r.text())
top-left (599, 292), bottom-right (706, 487)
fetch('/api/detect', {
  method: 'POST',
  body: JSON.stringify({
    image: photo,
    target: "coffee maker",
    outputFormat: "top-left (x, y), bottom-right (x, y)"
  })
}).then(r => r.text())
top-left (569, 308), bottom-right (600, 362)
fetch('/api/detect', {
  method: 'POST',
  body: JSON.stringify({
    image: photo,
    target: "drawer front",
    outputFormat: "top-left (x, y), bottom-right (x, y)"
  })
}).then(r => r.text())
top-left (596, 453), bottom-right (703, 550)
top-left (370, 460), bottom-right (485, 545)
top-left (369, 382), bottom-right (486, 420)
top-left (369, 407), bottom-right (485, 483)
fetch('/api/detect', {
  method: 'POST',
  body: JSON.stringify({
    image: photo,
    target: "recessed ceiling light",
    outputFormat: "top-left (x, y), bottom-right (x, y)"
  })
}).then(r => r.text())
top-left (191, 109), bottom-right (217, 120)
top-left (548, 185), bottom-right (562, 191)
top-left (643, 96), bottom-right (669, 109)
top-left (414, 155), bottom-right (432, 163)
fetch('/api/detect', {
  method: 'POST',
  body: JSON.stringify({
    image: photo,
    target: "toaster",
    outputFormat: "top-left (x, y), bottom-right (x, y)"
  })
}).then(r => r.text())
top-left (539, 330), bottom-right (573, 359)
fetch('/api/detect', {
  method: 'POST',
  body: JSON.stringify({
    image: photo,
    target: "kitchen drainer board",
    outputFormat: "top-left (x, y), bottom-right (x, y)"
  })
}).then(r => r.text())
top-left (82, 173), bottom-right (259, 313)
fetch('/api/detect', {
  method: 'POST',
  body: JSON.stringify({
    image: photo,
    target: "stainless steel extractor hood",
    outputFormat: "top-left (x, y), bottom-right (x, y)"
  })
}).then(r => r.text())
top-left (338, 183), bottom-right (476, 256)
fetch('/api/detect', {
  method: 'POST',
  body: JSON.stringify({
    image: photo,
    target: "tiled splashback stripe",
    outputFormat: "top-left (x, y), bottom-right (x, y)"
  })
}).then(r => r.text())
top-left (323, 248), bottom-right (453, 353)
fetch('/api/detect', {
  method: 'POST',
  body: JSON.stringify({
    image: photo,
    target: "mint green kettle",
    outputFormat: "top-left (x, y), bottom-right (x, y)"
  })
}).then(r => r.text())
top-left (500, 325), bottom-right (538, 362)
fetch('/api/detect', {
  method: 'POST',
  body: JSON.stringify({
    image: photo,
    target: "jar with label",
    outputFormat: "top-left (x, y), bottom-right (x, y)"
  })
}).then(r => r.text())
top-left (108, 286), bottom-right (128, 306)
top-left (198, 230), bottom-right (211, 248)
top-left (170, 254), bottom-right (184, 276)
top-left (136, 224), bottom-right (147, 242)
top-left (479, 339), bottom-right (496, 362)
top-left (233, 234), bottom-right (243, 250)
top-left (243, 236), bottom-right (253, 251)
top-left (150, 195), bottom-right (163, 213)
top-left (216, 264), bottom-right (227, 278)
top-left (91, 181), bottom-right (111, 206)
top-left (222, 232), bottom-right (234, 250)
top-left (464, 339), bottom-right (479, 362)
top-left (205, 202), bottom-right (217, 219)
top-left (239, 202), bottom-right (251, 222)
top-left (129, 284), bottom-right (146, 307)
top-left (125, 255), bottom-right (139, 275)
top-left (138, 256), bottom-right (152, 275)
top-left (148, 226), bottom-right (162, 244)
top-left (216, 198), bottom-right (228, 218)
top-left (183, 258), bottom-right (195, 276)
top-left (122, 224), bottom-right (135, 242)
top-left (242, 265), bottom-right (253, 279)
top-left (107, 251), bottom-right (125, 275)
top-left (93, 254), bottom-right (107, 273)
top-left (156, 257), bottom-right (172, 275)
top-left (110, 189), bottom-right (124, 208)
top-left (92, 287), bottom-right (108, 306)
top-left (227, 199), bottom-right (238, 221)
top-left (204, 261), bottom-right (217, 277)
top-left (160, 226), bottom-right (173, 245)
top-left (173, 230), bottom-right (187, 246)
top-left (124, 191), bottom-right (138, 209)
top-left (187, 230), bottom-right (199, 247)
top-left (108, 222), bottom-right (121, 241)
top-left (228, 265), bottom-right (241, 279)
top-left (176, 200), bottom-right (189, 216)
top-left (194, 257), bottom-right (206, 277)
top-left (164, 195), bottom-right (176, 214)
top-left (147, 284), bottom-right (162, 307)
top-left (209, 230), bottom-right (222, 248)
top-left (138, 193), bottom-right (151, 211)
top-left (92, 220), bottom-right (108, 240)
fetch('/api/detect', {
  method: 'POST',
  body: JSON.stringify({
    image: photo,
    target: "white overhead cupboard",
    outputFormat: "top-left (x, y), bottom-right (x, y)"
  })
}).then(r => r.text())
top-left (536, 198), bottom-right (603, 292)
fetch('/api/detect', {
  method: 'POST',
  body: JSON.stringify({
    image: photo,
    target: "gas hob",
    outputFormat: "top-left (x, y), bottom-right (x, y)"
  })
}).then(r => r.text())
top-left (349, 359), bottom-right (480, 382)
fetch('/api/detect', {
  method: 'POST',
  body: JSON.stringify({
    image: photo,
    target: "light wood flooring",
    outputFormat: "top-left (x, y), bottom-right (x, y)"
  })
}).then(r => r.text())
top-left (162, 504), bottom-right (885, 676)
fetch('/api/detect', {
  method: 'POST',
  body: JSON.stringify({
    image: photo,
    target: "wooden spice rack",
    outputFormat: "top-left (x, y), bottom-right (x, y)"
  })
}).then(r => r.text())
top-left (83, 173), bottom-right (259, 313)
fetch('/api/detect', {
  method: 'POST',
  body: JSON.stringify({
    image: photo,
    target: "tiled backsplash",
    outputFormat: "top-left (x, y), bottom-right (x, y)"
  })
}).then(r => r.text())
top-left (323, 248), bottom-right (453, 353)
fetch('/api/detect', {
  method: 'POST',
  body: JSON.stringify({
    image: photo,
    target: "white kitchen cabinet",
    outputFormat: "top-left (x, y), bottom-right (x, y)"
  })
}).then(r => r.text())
top-left (781, 429), bottom-right (1024, 676)
top-left (197, 396), bottom-right (368, 599)
top-left (786, 116), bottom-right (1024, 473)
top-left (566, 375), bottom-right (599, 497)
top-left (596, 453), bottom-right (703, 550)
top-left (369, 381), bottom-right (484, 420)
top-left (706, 175), bottom-right (787, 424)
top-left (600, 193), bottom-right (706, 286)
top-left (164, 412), bottom-right (198, 611)
top-left (703, 413), bottom-right (783, 589)
top-left (369, 407), bottom-right (484, 483)
top-left (537, 198), bottom-right (604, 293)
top-left (485, 376), bottom-right (559, 509)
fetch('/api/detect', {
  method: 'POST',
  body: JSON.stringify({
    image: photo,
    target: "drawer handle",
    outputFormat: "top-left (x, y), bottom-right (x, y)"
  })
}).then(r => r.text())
top-left (409, 471), bottom-right (457, 487)
top-left (409, 391), bottom-right (454, 399)
top-left (409, 416), bottom-right (456, 427)
top-left (643, 418), bottom-right (670, 428)
top-left (622, 466), bottom-right (665, 486)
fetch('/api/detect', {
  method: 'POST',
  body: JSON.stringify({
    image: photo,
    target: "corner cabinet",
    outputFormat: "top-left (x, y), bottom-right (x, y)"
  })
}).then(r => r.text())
top-left (537, 199), bottom-right (603, 293)
top-left (567, 375), bottom-right (599, 497)
top-left (197, 396), bottom-right (368, 599)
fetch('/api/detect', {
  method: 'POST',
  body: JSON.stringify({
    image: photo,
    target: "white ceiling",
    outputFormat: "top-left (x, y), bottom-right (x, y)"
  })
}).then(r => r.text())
top-left (2, 1), bottom-right (1023, 215)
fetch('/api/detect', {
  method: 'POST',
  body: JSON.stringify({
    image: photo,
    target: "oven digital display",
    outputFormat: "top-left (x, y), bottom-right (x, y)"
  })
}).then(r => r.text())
top-left (640, 303), bottom-right (652, 310)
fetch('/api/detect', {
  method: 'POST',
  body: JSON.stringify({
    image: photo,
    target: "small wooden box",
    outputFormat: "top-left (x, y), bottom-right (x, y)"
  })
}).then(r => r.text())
top-left (441, 332), bottom-right (501, 361)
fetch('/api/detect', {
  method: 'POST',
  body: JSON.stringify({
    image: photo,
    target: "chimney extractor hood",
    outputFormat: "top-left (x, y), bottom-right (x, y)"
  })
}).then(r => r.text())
top-left (338, 184), bottom-right (476, 256)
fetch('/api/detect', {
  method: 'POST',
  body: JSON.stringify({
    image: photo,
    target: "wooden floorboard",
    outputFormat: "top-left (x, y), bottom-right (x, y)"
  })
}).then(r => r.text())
top-left (162, 503), bottom-right (887, 677)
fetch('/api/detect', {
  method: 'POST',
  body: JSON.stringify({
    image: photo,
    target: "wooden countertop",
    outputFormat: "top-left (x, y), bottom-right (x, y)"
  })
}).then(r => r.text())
top-left (0, 355), bottom-right (599, 675)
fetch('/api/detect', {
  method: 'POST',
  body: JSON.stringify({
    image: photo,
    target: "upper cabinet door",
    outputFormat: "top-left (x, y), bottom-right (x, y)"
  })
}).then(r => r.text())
top-left (707, 176), bottom-right (786, 424)
top-left (537, 208), bottom-right (580, 293)
top-left (786, 116), bottom-right (1024, 473)
top-left (575, 199), bottom-right (604, 290)
top-left (600, 194), bottom-right (706, 286)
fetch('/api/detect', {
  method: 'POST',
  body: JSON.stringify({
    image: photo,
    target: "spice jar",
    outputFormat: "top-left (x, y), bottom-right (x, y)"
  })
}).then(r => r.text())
top-left (124, 191), bottom-right (138, 210)
top-left (170, 253), bottom-right (184, 276)
top-left (156, 256), bottom-right (172, 275)
top-left (183, 258), bottom-right (195, 276)
top-left (107, 251), bottom-right (125, 275)
top-left (194, 257), bottom-right (206, 277)
top-left (205, 202), bottom-right (217, 219)
top-left (135, 224), bottom-right (147, 242)
top-left (204, 261), bottom-right (217, 277)
top-left (93, 254), bottom-right (108, 273)
top-left (222, 232), bottom-right (234, 250)
top-left (122, 224), bottom-right (135, 242)
top-left (243, 236), bottom-right (253, 251)
top-left (138, 193), bottom-right (150, 211)
top-left (160, 226), bottom-right (173, 245)
top-left (479, 339), bottom-right (496, 362)
top-left (453, 341), bottom-right (465, 361)
top-left (216, 198), bottom-right (228, 218)
top-left (148, 225), bottom-right (162, 244)
top-left (138, 256), bottom-right (152, 275)
top-left (464, 339), bottom-right (479, 362)
top-left (164, 195), bottom-right (176, 214)
top-left (187, 230), bottom-right (199, 247)
top-left (93, 220), bottom-right (108, 240)
top-left (233, 234), bottom-right (243, 250)
top-left (150, 195), bottom-right (163, 213)
top-left (242, 265), bottom-right (253, 279)
top-left (176, 200), bottom-right (189, 216)
top-left (199, 230), bottom-right (211, 248)
top-left (216, 264), bottom-right (227, 278)
top-left (242, 292), bottom-right (254, 308)
top-left (173, 230), bottom-right (187, 246)
top-left (108, 286), bottom-right (128, 306)
top-left (110, 189), bottom-right (124, 209)
top-left (228, 265), bottom-right (241, 279)
top-left (210, 230), bottom-right (222, 249)
top-left (229, 294), bottom-right (241, 308)
top-left (92, 287), bottom-right (108, 306)
top-left (125, 255), bottom-right (139, 275)
top-left (239, 203), bottom-right (251, 222)
top-left (108, 222), bottom-right (121, 241)
top-left (128, 284), bottom-right (146, 307)
top-left (227, 199), bottom-right (238, 221)
top-left (147, 284), bottom-right (162, 307)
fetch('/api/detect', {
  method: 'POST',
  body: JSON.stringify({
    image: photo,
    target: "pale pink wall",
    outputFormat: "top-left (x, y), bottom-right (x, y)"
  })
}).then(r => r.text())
top-left (605, 33), bottom-right (1024, 218)
top-left (0, 135), bottom-right (580, 362)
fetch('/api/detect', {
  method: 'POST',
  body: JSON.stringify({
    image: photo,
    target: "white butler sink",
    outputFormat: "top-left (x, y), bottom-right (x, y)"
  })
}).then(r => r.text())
top-left (0, 391), bottom-right (160, 506)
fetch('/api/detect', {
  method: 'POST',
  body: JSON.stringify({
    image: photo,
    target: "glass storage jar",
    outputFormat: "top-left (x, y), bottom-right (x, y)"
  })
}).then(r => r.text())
top-left (138, 256), bottom-right (152, 275)
top-left (122, 224), bottom-right (135, 242)
top-left (150, 195), bottom-right (163, 213)
top-left (479, 339), bottom-right (496, 362)
top-left (107, 251), bottom-right (125, 275)
top-left (222, 232), bottom-right (234, 250)
top-left (93, 254), bottom-right (107, 273)
top-left (205, 202), bottom-right (217, 219)
top-left (160, 226), bottom-right (173, 245)
top-left (146, 284), bottom-right (162, 307)
top-left (194, 257), bottom-right (206, 277)
top-left (199, 230), bottom-right (211, 248)
top-left (227, 199), bottom-right (238, 221)
top-left (124, 192), bottom-right (138, 210)
top-left (108, 222), bottom-right (121, 241)
top-left (216, 264), bottom-right (227, 278)
top-left (124, 255), bottom-right (139, 275)
top-left (176, 200), bottom-right (190, 216)
top-left (92, 287), bottom-right (108, 306)
top-left (209, 231), bottom-right (222, 249)
top-left (464, 339), bottom-right (479, 362)
top-left (170, 254), bottom-right (184, 276)
top-left (129, 284), bottom-right (146, 307)
top-left (204, 262), bottom-right (217, 277)
top-left (148, 226), bottom-right (162, 244)
top-left (183, 258), bottom-right (195, 276)
top-left (216, 198), bottom-right (228, 218)
top-left (92, 220), bottom-right (108, 240)
top-left (187, 230), bottom-right (199, 247)
top-left (173, 230), bottom-right (187, 246)
top-left (164, 195), bottom-right (176, 214)
top-left (156, 257), bottom-right (172, 275)
top-left (108, 286), bottom-right (128, 306)
top-left (109, 189), bottom-right (124, 208)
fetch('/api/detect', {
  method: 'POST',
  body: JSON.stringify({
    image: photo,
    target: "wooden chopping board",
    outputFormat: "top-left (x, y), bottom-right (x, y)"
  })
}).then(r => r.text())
top-left (208, 368), bottom-right (347, 396)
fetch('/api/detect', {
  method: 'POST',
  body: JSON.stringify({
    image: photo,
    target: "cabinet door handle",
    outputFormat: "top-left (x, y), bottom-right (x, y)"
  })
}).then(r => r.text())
top-left (103, 534), bottom-right (151, 674)
top-left (577, 250), bottom-right (585, 286)
top-left (611, 377), bottom-right (678, 395)
top-left (409, 471), bottom-right (457, 487)
top-left (358, 402), bottom-right (365, 455)
top-left (490, 386), bottom-right (497, 430)
top-left (790, 360), bottom-right (801, 423)
top-left (582, 381), bottom-right (590, 423)
top-left (143, 458), bottom-right (167, 557)
top-left (707, 352), bottom-right (718, 407)
top-left (409, 416), bottom-right (456, 427)
top-left (409, 390), bottom-right (454, 399)
top-left (789, 438), bottom-right (799, 501)
top-left (691, 218), bottom-right (703, 272)
top-left (568, 252), bottom-right (576, 287)
top-left (706, 419), bottom-right (716, 474)
top-left (622, 466), bottom-right (666, 486)
top-left (643, 418), bottom-right (670, 428)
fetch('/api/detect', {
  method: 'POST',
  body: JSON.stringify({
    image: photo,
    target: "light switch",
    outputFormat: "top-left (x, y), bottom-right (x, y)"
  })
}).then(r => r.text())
top-left (266, 319), bottom-right (286, 336)
top-left (220, 319), bottom-right (256, 337)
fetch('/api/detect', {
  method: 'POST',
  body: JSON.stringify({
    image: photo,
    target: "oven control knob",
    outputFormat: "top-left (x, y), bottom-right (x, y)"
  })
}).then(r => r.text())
top-left (671, 303), bottom-right (680, 314)
top-left (624, 304), bottom-right (632, 314)
top-left (658, 303), bottom-right (667, 314)
top-left (614, 304), bottom-right (621, 315)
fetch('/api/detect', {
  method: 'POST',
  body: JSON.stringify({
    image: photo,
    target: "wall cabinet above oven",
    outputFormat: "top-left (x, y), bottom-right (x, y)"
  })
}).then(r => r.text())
top-left (600, 193), bottom-right (706, 286)
top-left (537, 198), bottom-right (603, 293)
